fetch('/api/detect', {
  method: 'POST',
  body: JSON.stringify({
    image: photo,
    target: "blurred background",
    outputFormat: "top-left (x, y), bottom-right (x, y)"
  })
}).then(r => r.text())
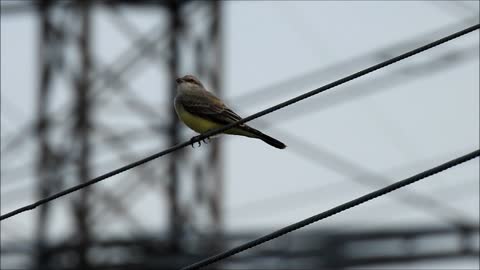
top-left (1, 1), bottom-right (479, 269)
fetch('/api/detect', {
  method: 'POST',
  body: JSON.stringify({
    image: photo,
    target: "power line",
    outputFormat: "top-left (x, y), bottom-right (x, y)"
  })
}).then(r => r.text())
top-left (193, 23), bottom-right (478, 141)
top-left (231, 124), bottom-right (477, 225)
top-left (268, 43), bottom-right (479, 124)
top-left (231, 16), bottom-right (478, 108)
top-left (233, 43), bottom-right (478, 225)
top-left (0, 23), bottom-right (478, 221)
top-left (0, 19), bottom-right (167, 156)
top-left (0, 126), bottom-right (164, 204)
top-left (1, 16), bottom-right (474, 157)
top-left (429, 1), bottom-right (479, 18)
top-left (181, 149), bottom-right (480, 270)
top-left (2, 24), bottom-right (472, 212)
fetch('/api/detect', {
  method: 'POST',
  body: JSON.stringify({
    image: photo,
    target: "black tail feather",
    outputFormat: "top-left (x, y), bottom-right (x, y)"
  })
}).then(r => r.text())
top-left (243, 126), bottom-right (287, 149)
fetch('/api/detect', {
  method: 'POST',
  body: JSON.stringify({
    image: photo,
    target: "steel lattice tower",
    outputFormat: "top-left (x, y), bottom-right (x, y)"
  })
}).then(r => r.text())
top-left (31, 0), bottom-right (223, 268)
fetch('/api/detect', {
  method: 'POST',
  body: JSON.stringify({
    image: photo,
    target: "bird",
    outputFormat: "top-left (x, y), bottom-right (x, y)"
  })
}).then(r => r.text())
top-left (174, 75), bottom-right (286, 149)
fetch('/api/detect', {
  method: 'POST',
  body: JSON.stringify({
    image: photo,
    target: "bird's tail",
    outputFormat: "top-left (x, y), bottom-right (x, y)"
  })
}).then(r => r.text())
top-left (242, 126), bottom-right (287, 149)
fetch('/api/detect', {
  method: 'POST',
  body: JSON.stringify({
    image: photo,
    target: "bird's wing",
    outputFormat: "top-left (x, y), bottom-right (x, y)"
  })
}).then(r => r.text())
top-left (181, 90), bottom-right (243, 125)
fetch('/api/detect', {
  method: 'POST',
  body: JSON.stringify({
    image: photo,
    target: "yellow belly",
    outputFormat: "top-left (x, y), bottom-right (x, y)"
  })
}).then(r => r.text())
top-left (175, 102), bottom-right (257, 138)
top-left (176, 105), bottom-right (222, 134)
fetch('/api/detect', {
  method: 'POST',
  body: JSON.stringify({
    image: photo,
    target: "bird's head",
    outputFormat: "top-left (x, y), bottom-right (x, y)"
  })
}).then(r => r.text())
top-left (175, 75), bottom-right (204, 89)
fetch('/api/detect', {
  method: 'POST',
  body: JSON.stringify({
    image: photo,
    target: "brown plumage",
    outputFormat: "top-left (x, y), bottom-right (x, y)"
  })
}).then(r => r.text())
top-left (174, 75), bottom-right (286, 149)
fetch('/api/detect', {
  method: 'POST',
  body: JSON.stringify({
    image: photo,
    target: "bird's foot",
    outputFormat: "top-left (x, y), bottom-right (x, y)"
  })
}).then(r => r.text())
top-left (190, 135), bottom-right (212, 148)
top-left (190, 135), bottom-right (202, 148)
top-left (202, 137), bottom-right (212, 144)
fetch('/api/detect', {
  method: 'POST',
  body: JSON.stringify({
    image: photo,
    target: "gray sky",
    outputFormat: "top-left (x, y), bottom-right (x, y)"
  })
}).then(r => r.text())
top-left (1, 1), bottom-right (479, 269)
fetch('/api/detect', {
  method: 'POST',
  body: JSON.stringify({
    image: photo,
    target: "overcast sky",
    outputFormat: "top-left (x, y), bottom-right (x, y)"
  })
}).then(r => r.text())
top-left (1, 1), bottom-right (479, 269)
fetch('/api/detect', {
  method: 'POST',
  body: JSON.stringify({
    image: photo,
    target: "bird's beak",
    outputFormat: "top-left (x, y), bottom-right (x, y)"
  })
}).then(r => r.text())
top-left (175, 78), bottom-right (182, 84)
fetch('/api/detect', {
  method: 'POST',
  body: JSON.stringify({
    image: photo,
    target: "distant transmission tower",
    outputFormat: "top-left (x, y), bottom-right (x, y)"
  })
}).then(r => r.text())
top-left (33, 0), bottom-right (223, 268)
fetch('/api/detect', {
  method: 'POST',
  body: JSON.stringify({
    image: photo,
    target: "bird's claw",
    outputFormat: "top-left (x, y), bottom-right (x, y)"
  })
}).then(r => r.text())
top-left (190, 135), bottom-right (212, 148)
top-left (190, 136), bottom-right (201, 148)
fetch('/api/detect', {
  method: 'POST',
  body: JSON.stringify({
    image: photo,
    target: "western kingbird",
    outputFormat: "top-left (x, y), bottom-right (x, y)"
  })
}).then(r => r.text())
top-left (174, 75), bottom-right (286, 149)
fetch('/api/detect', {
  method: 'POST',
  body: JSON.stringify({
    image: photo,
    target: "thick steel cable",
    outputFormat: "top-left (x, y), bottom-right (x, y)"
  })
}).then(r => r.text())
top-left (1, 23), bottom-right (478, 221)
top-left (181, 149), bottom-right (480, 270)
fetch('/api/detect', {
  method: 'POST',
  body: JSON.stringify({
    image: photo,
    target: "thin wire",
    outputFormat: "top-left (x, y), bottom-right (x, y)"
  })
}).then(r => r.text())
top-left (230, 124), bottom-right (477, 224)
top-left (0, 20), bottom-right (167, 156)
top-left (181, 149), bottom-right (480, 270)
top-left (0, 23), bottom-right (478, 221)
top-left (231, 16), bottom-right (478, 107)
top-left (267, 44), bottom-right (479, 124)
top-left (203, 23), bottom-right (478, 139)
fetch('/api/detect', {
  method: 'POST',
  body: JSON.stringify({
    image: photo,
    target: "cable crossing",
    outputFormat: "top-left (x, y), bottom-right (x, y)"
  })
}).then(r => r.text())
top-left (181, 149), bottom-right (480, 270)
top-left (1, 23), bottom-right (478, 221)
